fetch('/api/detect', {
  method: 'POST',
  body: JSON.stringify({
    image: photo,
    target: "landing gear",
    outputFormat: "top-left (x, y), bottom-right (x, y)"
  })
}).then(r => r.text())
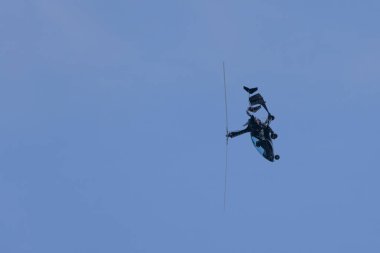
top-left (275, 155), bottom-right (280, 160)
top-left (271, 133), bottom-right (278, 139)
top-left (256, 141), bottom-right (261, 147)
top-left (269, 114), bottom-right (275, 121)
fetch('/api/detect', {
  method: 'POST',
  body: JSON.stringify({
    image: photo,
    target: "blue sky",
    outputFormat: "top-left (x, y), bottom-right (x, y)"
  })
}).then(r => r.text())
top-left (1, 1), bottom-right (380, 252)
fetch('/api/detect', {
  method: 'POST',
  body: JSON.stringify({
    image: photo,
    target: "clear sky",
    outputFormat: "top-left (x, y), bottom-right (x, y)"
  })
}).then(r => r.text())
top-left (1, 0), bottom-right (380, 252)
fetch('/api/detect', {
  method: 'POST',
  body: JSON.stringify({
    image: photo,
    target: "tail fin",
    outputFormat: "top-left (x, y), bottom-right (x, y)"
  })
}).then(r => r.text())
top-left (243, 86), bottom-right (258, 94)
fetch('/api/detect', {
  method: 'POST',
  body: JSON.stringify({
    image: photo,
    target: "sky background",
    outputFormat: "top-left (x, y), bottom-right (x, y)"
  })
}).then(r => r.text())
top-left (1, 0), bottom-right (380, 252)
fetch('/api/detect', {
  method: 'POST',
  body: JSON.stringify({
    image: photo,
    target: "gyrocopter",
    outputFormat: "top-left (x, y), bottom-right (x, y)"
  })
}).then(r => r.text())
top-left (226, 86), bottom-right (280, 162)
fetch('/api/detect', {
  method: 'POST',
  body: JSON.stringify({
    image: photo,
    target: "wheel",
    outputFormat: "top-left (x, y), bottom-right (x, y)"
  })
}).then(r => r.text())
top-left (269, 115), bottom-right (275, 120)
top-left (275, 155), bottom-right (280, 160)
top-left (271, 133), bottom-right (278, 139)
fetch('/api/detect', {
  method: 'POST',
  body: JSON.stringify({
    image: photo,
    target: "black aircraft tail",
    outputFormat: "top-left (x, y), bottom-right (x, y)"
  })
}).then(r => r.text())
top-left (243, 86), bottom-right (258, 94)
top-left (249, 93), bottom-right (265, 106)
top-left (248, 105), bottom-right (261, 113)
top-left (244, 86), bottom-right (274, 119)
top-left (248, 93), bottom-right (272, 116)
